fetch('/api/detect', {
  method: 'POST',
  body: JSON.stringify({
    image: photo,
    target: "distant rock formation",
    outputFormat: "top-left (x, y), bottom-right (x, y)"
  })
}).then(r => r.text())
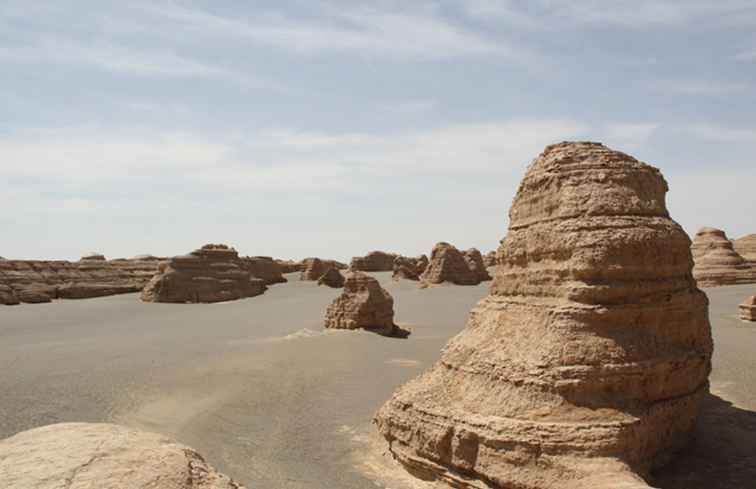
top-left (483, 250), bottom-right (497, 267)
top-left (141, 244), bottom-right (266, 303)
top-left (324, 271), bottom-right (397, 335)
top-left (375, 142), bottom-right (713, 488)
top-left (691, 227), bottom-right (756, 287)
top-left (318, 268), bottom-right (345, 288)
top-left (80, 252), bottom-right (106, 261)
top-left (420, 242), bottom-right (482, 285)
top-left (276, 259), bottom-right (303, 273)
top-left (392, 255), bottom-right (428, 281)
top-left (734, 234), bottom-right (756, 264)
top-left (463, 247), bottom-right (492, 282)
top-left (350, 251), bottom-right (398, 272)
top-left (300, 257), bottom-right (328, 281)
top-left (240, 256), bottom-right (287, 285)
top-left (0, 423), bottom-right (246, 489)
top-left (740, 295), bottom-right (756, 322)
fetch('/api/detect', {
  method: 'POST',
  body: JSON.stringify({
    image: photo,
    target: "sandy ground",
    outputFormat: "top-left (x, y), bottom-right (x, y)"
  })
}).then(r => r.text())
top-left (0, 273), bottom-right (754, 488)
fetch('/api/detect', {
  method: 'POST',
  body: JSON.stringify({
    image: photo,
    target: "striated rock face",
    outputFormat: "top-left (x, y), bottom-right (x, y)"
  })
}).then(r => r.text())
top-left (324, 271), bottom-right (396, 335)
top-left (483, 250), bottom-right (498, 267)
top-left (300, 257), bottom-right (328, 281)
top-left (734, 234), bottom-right (756, 264)
top-left (240, 256), bottom-right (287, 285)
top-left (375, 141), bottom-right (713, 489)
top-left (691, 228), bottom-right (756, 287)
top-left (350, 251), bottom-right (398, 272)
top-left (141, 244), bottom-right (266, 303)
top-left (740, 295), bottom-right (756, 321)
top-left (392, 255), bottom-right (429, 281)
top-left (318, 268), bottom-right (345, 288)
top-left (0, 423), bottom-right (245, 489)
top-left (463, 248), bottom-right (492, 282)
top-left (420, 242), bottom-right (482, 285)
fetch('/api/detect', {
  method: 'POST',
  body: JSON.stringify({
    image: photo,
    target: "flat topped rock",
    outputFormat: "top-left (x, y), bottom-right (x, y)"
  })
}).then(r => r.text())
top-left (740, 294), bottom-right (756, 322)
top-left (324, 271), bottom-right (396, 335)
top-left (691, 227), bottom-right (756, 287)
top-left (350, 251), bottom-right (398, 272)
top-left (0, 423), bottom-right (246, 489)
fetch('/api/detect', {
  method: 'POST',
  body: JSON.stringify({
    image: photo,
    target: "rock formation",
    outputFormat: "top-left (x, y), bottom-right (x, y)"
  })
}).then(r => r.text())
top-left (463, 247), bottom-right (492, 282)
top-left (80, 252), bottom-right (106, 261)
top-left (691, 227), bottom-right (756, 287)
top-left (734, 234), bottom-right (756, 264)
top-left (420, 242), bottom-right (482, 285)
top-left (318, 268), bottom-right (345, 288)
top-left (240, 256), bottom-right (287, 285)
top-left (141, 244), bottom-right (266, 303)
top-left (300, 257), bottom-right (328, 281)
top-left (0, 423), bottom-right (245, 489)
top-left (324, 271), bottom-right (396, 335)
top-left (740, 295), bottom-right (756, 322)
top-left (392, 255), bottom-right (429, 281)
top-left (483, 250), bottom-right (497, 267)
top-left (350, 251), bottom-right (398, 272)
top-left (375, 141), bottom-right (713, 489)
top-left (276, 259), bottom-right (303, 273)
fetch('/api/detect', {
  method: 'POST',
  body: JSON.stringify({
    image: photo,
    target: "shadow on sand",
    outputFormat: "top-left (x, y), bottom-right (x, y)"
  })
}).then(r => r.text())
top-left (653, 393), bottom-right (756, 488)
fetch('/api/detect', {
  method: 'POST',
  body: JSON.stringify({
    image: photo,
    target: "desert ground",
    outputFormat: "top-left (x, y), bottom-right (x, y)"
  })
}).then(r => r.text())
top-left (1, 272), bottom-right (754, 489)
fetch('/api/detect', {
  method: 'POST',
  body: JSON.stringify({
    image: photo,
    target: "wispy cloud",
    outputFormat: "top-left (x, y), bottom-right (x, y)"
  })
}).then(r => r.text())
top-left (650, 78), bottom-right (751, 96)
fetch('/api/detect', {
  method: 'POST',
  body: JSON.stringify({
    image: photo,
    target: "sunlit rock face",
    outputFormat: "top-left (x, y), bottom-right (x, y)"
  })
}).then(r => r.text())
top-left (350, 251), bottom-right (398, 272)
top-left (324, 271), bottom-right (395, 335)
top-left (375, 141), bottom-right (713, 489)
top-left (691, 228), bottom-right (756, 287)
top-left (421, 242), bottom-right (482, 285)
top-left (733, 234), bottom-right (756, 264)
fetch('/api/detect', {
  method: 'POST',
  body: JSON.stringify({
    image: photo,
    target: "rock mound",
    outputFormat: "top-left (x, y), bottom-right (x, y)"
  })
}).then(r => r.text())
top-left (420, 242), bottom-right (482, 285)
top-left (324, 271), bottom-right (396, 335)
top-left (734, 234), bottom-right (756, 264)
top-left (392, 255), bottom-right (428, 281)
top-left (691, 228), bottom-right (756, 287)
top-left (483, 250), bottom-right (497, 267)
top-left (740, 295), bottom-right (756, 322)
top-left (141, 244), bottom-right (266, 303)
top-left (0, 423), bottom-right (245, 489)
top-left (375, 141), bottom-right (713, 488)
top-left (240, 256), bottom-right (287, 285)
top-left (350, 251), bottom-right (398, 272)
top-left (318, 268), bottom-right (345, 288)
top-left (463, 247), bottom-right (492, 282)
top-left (80, 252), bottom-right (106, 261)
top-left (300, 257), bottom-right (328, 281)
top-left (276, 259), bottom-right (303, 273)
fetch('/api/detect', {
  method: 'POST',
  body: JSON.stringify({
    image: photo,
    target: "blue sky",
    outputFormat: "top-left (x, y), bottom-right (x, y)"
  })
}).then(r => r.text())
top-left (1, 0), bottom-right (755, 261)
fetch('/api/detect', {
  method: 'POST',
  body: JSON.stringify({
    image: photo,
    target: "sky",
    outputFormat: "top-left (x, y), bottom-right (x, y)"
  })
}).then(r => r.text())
top-left (1, 0), bottom-right (755, 261)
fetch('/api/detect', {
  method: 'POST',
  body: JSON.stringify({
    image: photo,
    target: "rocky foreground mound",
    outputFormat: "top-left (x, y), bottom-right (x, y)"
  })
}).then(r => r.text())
top-left (375, 141), bottom-right (713, 489)
top-left (691, 227), bottom-right (756, 287)
top-left (740, 295), bottom-right (756, 322)
top-left (350, 251), bottom-right (398, 271)
top-left (0, 423), bottom-right (245, 489)
top-left (420, 242), bottom-right (484, 285)
top-left (734, 234), bottom-right (756, 264)
top-left (324, 271), bottom-right (397, 335)
top-left (141, 244), bottom-right (266, 303)
top-left (392, 255), bottom-right (428, 281)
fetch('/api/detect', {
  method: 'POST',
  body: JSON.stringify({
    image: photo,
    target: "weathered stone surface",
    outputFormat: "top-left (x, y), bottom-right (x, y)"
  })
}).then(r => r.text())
top-left (734, 234), bottom-right (756, 264)
top-left (276, 259), bottom-right (303, 273)
top-left (324, 271), bottom-right (396, 335)
top-left (740, 295), bottom-right (756, 321)
top-left (691, 228), bottom-right (756, 287)
top-left (240, 256), bottom-right (287, 285)
top-left (375, 141), bottom-right (713, 489)
top-left (300, 257), bottom-right (328, 281)
top-left (420, 242), bottom-right (482, 285)
top-left (80, 252), bottom-right (106, 261)
top-left (58, 282), bottom-right (139, 299)
top-left (318, 268), bottom-right (345, 288)
top-left (350, 251), bottom-right (398, 272)
top-left (392, 255), bottom-right (428, 281)
top-left (463, 247), bottom-right (492, 282)
top-left (0, 423), bottom-right (246, 489)
top-left (141, 244), bottom-right (266, 304)
top-left (0, 284), bottom-right (20, 305)
top-left (483, 250), bottom-right (498, 267)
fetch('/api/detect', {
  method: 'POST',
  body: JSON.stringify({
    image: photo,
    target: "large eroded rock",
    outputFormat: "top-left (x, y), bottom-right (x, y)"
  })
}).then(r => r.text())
top-left (0, 423), bottom-right (245, 489)
top-left (141, 244), bottom-right (265, 303)
top-left (463, 247), bottom-right (492, 282)
top-left (350, 251), bottom-right (398, 272)
top-left (420, 242), bottom-right (482, 285)
top-left (392, 255), bottom-right (428, 281)
top-left (375, 141), bottom-right (713, 489)
top-left (324, 271), bottom-right (396, 335)
top-left (740, 295), bottom-right (756, 322)
top-left (691, 227), bottom-right (756, 287)
top-left (240, 256), bottom-right (287, 285)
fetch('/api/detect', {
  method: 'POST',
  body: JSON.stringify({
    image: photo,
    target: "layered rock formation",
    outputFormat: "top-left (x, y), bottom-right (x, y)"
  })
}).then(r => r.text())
top-left (392, 255), bottom-right (429, 281)
top-left (240, 256), bottom-right (287, 285)
top-left (375, 141), bottom-right (713, 489)
top-left (420, 242), bottom-right (482, 285)
top-left (740, 295), bottom-right (756, 322)
top-left (141, 244), bottom-right (266, 303)
top-left (318, 268), bottom-right (345, 288)
top-left (734, 234), bottom-right (756, 264)
top-left (463, 247), bottom-right (492, 282)
top-left (324, 271), bottom-right (396, 335)
top-left (300, 257), bottom-right (328, 281)
top-left (276, 259), bottom-right (303, 273)
top-left (691, 227), bottom-right (756, 287)
top-left (483, 250), bottom-right (498, 267)
top-left (350, 251), bottom-right (398, 272)
top-left (0, 423), bottom-right (245, 489)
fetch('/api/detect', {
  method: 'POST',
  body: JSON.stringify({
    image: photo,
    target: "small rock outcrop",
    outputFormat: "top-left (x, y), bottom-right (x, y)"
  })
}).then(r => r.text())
top-left (392, 255), bottom-right (428, 281)
top-left (420, 242), bottom-right (482, 285)
top-left (324, 271), bottom-right (396, 335)
top-left (350, 251), bottom-right (398, 272)
top-left (141, 244), bottom-right (266, 303)
top-left (317, 268), bottom-right (345, 288)
top-left (375, 142), bottom-right (713, 489)
top-left (300, 257), bottom-right (328, 281)
top-left (0, 423), bottom-right (246, 489)
top-left (240, 256), bottom-right (287, 285)
top-left (734, 234), bottom-right (756, 264)
top-left (463, 247), bottom-right (492, 282)
top-left (740, 295), bottom-right (756, 322)
top-left (691, 227), bottom-right (756, 287)
top-left (483, 250), bottom-right (497, 267)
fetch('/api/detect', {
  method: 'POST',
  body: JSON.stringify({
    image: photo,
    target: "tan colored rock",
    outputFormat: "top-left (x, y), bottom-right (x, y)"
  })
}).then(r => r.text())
top-left (300, 257), bottom-right (328, 281)
top-left (463, 247), bottom-right (492, 282)
top-left (318, 268), bottom-right (345, 288)
top-left (392, 255), bottom-right (428, 281)
top-left (691, 227), bottom-right (756, 287)
top-left (350, 251), bottom-right (398, 272)
top-left (483, 250), bottom-right (497, 267)
top-left (80, 252), bottom-right (106, 261)
top-left (734, 234), bottom-right (756, 264)
top-left (420, 242), bottom-right (481, 285)
top-left (0, 423), bottom-right (246, 489)
top-left (324, 271), bottom-right (396, 335)
top-left (276, 259), bottom-right (303, 273)
top-left (375, 141), bottom-right (713, 489)
top-left (141, 244), bottom-right (266, 303)
top-left (740, 295), bottom-right (756, 321)
top-left (0, 284), bottom-right (19, 305)
top-left (240, 256), bottom-right (287, 285)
